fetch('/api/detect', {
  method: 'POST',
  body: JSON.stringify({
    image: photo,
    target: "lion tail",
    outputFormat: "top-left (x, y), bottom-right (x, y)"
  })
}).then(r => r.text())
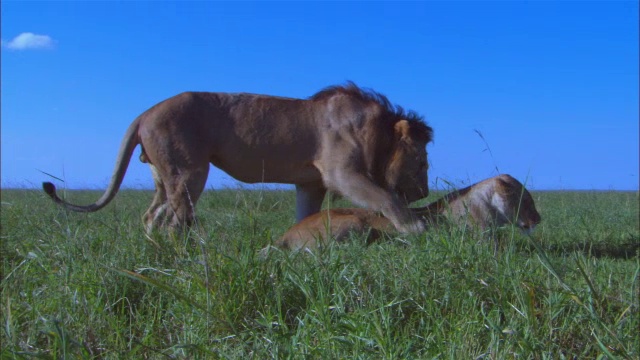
top-left (42, 117), bottom-right (142, 213)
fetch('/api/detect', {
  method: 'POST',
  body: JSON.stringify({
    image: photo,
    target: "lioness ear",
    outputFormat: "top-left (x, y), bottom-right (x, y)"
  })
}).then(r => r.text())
top-left (394, 120), bottom-right (411, 141)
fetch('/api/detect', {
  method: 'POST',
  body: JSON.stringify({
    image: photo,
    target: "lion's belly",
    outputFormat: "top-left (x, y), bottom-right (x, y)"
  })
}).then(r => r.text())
top-left (206, 115), bottom-right (323, 184)
top-left (211, 153), bottom-right (322, 185)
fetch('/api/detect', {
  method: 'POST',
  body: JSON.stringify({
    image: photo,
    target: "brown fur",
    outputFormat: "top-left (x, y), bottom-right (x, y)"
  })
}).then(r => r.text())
top-left (271, 174), bottom-right (541, 252)
top-left (42, 82), bottom-right (433, 233)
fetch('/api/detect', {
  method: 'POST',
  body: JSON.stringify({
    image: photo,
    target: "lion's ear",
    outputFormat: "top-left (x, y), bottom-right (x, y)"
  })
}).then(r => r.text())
top-left (394, 120), bottom-right (411, 141)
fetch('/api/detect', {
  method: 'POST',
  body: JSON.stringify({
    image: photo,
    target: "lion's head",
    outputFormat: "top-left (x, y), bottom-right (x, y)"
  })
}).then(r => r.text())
top-left (384, 119), bottom-right (433, 204)
top-left (495, 174), bottom-right (542, 232)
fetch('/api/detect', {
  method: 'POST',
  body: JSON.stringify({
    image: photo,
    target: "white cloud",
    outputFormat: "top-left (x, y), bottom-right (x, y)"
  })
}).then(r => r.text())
top-left (1, 32), bottom-right (56, 50)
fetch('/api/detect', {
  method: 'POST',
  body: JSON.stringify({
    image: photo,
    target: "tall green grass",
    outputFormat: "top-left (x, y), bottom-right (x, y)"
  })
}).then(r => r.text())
top-left (1, 188), bottom-right (638, 359)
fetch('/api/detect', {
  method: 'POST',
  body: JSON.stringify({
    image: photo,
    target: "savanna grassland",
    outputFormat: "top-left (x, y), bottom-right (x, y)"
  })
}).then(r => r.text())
top-left (1, 188), bottom-right (638, 359)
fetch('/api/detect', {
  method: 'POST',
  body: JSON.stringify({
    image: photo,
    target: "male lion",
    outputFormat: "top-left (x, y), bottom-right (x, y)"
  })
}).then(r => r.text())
top-left (42, 83), bottom-right (433, 233)
top-left (270, 174), bottom-right (541, 252)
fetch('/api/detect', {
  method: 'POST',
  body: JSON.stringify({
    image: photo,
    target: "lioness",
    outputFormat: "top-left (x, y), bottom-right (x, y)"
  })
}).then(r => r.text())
top-left (271, 174), bottom-right (541, 252)
top-left (42, 83), bottom-right (433, 233)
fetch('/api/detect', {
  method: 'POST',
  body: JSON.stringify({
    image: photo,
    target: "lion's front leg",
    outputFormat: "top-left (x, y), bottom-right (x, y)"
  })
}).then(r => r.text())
top-left (377, 197), bottom-right (425, 233)
top-left (295, 182), bottom-right (326, 222)
top-left (323, 170), bottom-right (424, 234)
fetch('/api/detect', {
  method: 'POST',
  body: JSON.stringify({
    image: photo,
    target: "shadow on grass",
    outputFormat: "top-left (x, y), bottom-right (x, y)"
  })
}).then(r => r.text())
top-left (529, 235), bottom-right (639, 260)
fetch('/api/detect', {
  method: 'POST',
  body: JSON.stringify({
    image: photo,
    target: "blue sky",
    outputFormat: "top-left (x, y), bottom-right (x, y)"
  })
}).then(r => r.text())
top-left (2, 1), bottom-right (638, 191)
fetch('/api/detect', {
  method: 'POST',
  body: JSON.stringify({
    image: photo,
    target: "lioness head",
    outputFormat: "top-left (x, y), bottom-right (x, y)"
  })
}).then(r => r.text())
top-left (385, 119), bottom-right (433, 203)
top-left (493, 174), bottom-right (541, 233)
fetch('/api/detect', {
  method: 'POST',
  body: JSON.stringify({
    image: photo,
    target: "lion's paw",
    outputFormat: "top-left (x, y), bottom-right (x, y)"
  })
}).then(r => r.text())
top-left (398, 219), bottom-right (425, 234)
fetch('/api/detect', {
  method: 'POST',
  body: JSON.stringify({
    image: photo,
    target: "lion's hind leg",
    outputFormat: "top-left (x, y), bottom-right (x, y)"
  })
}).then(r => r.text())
top-left (143, 164), bottom-right (169, 233)
top-left (163, 164), bottom-right (209, 232)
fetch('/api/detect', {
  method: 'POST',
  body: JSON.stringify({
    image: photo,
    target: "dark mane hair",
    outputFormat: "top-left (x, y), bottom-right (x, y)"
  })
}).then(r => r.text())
top-left (310, 81), bottom-right (433, 143)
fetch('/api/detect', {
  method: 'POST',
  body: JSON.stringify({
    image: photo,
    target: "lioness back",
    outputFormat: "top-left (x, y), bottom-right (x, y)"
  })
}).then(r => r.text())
top-left (274, 208), bottom-right (394, 251)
